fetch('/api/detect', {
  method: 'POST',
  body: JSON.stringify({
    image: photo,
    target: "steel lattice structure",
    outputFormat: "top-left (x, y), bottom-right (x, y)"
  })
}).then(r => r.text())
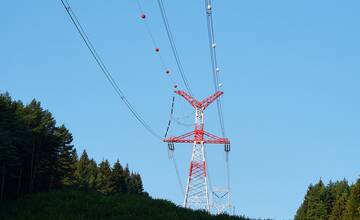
top-left (164, 90), bottom-right (230, 211)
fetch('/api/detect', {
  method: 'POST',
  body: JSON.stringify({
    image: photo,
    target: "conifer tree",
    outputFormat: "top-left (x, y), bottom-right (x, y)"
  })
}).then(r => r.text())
top-left (75, 150), bottom-right (90, 188)
top-left (68, 149), bottom-right (79, 185)
top-left (55, 125), bottom-right (77, 187)
top-left (87, 159), bottom-right (98, 189)
top-left (0, 94), bottom-right (19, 200)
top-left (0, 92), bottom-right (147, 200)
top-left (112, 160), bottom-right (126, 193)
top-left (343, 179), bottom-right (360, 220)
top-left (96, 160), bottom-right (115, 194)
top-left (132, 173), bottom-right (144, 194)
top-left (0, 132), bottom-right (18, 201)
top-left (329, 191), bottom-right (349, 220)
top-left (324, 180), bottom-right (350, 219)
top-left (295, 180), bottom-right (327, 220)
top-left (123, 164), bottom-right (131, 193)
top-left (23, 100), bottom-right (59, 192)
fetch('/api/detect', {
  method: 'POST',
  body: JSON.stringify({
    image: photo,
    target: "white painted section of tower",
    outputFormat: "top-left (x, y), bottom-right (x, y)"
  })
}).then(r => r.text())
top-left (183, 106), bottom-right (210, 211)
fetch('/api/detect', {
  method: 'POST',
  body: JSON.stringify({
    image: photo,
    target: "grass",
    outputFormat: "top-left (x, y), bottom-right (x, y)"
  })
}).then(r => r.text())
top-left (0, 189), bottom-right (258, 220)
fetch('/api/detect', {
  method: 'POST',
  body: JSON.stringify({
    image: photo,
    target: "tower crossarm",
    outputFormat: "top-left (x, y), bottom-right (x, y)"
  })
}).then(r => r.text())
top-left (175, 90), bottom-right (200, 109)
top-left (199, 91), bottom-right (223, 110)
top-left (164, 131), bottom-right (194, 143)
top-left (164, 130), bottom-right (229, 145)
top-left (175, 90), bottom-right (223, 110)
top-left (203, 131), bottom-right (230, 144)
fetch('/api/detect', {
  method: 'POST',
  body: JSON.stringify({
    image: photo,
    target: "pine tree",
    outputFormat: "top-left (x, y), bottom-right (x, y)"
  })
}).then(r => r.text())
top-left (295, 180), bottom-right (327, 220)
top-left (325, 180), bottom-right (350, 219)
top-left (123, 164), bottom-right (131, 193)
top-left (75, 150), bottom-right (90, 188)
top-left (343, 179), bottom-right (360, 220)
top-left (132, 173), bottom-right (144, 194)
top-left (0, 93), bottom-right (21, 200)
top-left (126, 172), bottom-right (144, 195)
top-left (112, 160), bottom-right (126, 193)
top-left (0, 92), bottom-right (147, 200)
top-left (12, 99), bottom-right (29, 197)
top-left (55, 125), bottom-right (77, 187)
top-left (87, 159), bottom-right (98, 189)
top-left (23, 100), bottom-right (59, 193)
top-left (0, 135), bottom-right (18, 201)
top-left (329, 191), bottom-right (349, 220)
top-left (96, 160), bottom-right (115, 194)
top-left (69, 149), bottom-right (79, 185)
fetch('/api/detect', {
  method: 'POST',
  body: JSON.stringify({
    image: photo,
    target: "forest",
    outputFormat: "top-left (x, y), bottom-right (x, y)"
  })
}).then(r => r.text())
top-left (295, 179), bottom-right (360, 220)
top-left (0, 92), bottom-right (143, 201)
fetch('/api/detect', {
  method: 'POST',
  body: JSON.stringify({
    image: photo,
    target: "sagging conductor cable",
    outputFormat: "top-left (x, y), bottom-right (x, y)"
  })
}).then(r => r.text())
top-left (156, 0), bottom-right (194, 97)
top-left (60, 0), bottom-right (162, 140)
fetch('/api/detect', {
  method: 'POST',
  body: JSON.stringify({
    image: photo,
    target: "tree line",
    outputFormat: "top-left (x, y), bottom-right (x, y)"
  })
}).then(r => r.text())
top-left (295, 179), bottom-right (360, 220)
top-left (0, 92), bottom-right (144, 201)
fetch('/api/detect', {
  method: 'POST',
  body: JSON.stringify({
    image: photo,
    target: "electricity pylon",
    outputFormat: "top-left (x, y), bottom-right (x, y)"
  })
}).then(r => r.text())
top-left (164, 90), bottom-right (230, 212)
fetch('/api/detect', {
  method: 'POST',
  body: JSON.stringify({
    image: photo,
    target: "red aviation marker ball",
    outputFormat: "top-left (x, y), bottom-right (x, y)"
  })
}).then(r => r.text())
top-left (140, 14), bottom-right (146, 19)
top-left (155, 48), bottom-right (160, 52)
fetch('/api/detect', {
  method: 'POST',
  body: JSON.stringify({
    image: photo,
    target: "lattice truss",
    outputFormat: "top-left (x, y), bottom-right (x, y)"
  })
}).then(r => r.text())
top-left (164, 90), bottom-right (230, 211)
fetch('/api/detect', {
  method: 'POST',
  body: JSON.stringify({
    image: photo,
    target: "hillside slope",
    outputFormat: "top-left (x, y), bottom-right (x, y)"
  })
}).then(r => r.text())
top-left (0, 189), bottom-right (258, 220)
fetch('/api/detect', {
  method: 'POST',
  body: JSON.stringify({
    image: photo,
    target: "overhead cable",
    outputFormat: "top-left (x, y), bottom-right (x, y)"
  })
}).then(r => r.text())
top-left (204, 0), bottom-right (232, 212)
top-left (135, 0), bottom-right (185, 198)
top-left (204, 0), bottom-right (226, 137)
top-left (156, 0), bottom-right (194, 96)
top-left (60, 0), bottom-right (162, 140)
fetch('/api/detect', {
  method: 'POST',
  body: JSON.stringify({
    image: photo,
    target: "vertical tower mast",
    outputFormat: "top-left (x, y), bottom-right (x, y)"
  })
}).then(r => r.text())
top-left (164, 90), bottom-right (230, 211)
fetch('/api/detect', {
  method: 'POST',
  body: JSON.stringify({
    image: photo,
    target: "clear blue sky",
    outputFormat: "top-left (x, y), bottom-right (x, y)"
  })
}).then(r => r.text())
top-left (1, 0), bottom-right (360, 219)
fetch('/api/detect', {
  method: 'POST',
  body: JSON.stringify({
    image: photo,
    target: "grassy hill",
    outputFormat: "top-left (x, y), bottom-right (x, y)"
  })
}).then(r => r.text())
top-left (0, 189), bottom-right (260, 220)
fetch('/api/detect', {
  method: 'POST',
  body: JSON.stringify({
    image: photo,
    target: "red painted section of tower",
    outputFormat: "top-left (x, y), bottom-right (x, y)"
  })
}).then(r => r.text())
top-left (174, 90), bottom-right (224, 110)
top-left (203, 162), bottom-right (207, 177)
top-left (189, 163), bottom-right (193, 177)
top-left (189, 161), bottom-right (207, 177)
top-left (163, 90), bottom-right (230, 145)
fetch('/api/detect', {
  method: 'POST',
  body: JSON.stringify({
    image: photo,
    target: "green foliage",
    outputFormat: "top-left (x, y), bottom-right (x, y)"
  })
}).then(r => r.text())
top-left (74, 150), bottom-right (90, 188)
top-left (329, 191), bottom-right (349, 220)
top-left (295, 180), bottom-right (327, 220)
top-left (55, 125), bottom-right (77, 187)
top-left (0, 189), bottom-right (256, 220)
top-left (326, 180), bottom-right (350, 214)
top-left (295, 179), bottom-right (360, 220)
top-left (128, 173), bottom-right (144, 194)
top-left (343, 179), bottom-right (360, 220)
top-left (0, 93), bottom-right (77, 200)
top-left (0, 93), bottom-right (147, 201)
top-left (96, 160), bottom-right (115, 194)
top-left (111, 160), bottom-right (126, 193)
top-left (87, 159), bottom-right (99, 189)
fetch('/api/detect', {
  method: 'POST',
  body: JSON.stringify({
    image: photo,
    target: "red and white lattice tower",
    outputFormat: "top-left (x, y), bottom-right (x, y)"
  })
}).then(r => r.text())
top-left (164, 90), bottom-right (230, 211)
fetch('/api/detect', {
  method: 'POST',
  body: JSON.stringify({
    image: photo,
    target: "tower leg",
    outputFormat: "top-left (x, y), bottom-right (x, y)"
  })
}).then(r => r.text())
top-left (184, 141), bottom-right (210, 211)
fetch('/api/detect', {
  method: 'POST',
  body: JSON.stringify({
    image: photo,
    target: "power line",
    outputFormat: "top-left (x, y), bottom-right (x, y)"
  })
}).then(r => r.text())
top-left (60, 0), bottom-right (162, 140)
top-left (204, 0), bottom-right (232, 213)
top-left (164, 96), bottom-right (175, 138)
top-left (136, 0), bottom-right (170, 78)
top-left (172, 153), bottom-right (185, 196)
top-left (135, 0), bottom-right (186, 198)
top-left (135, 1), bottom-right (188, 198)
top-left (204, 0), bottom-right (226, 137)
top-left (156, 0), bottom-right (193, 96)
